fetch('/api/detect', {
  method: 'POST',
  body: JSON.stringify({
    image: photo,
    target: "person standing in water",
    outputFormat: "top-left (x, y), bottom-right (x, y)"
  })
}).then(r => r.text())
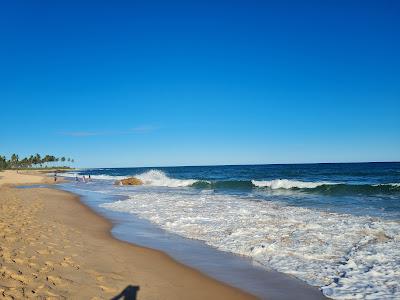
top-left (54, 172), bottom-right (57, 182)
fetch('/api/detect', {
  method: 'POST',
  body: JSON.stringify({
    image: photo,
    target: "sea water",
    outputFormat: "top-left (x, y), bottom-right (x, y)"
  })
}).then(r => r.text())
top-left (61, 163), bottom-right (400, 299)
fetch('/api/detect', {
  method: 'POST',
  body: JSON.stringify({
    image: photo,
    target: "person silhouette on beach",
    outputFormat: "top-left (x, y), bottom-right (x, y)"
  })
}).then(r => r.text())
top-left (54, 172), bottom-right (57, 182)
top-left (111, 285), bottom-right (139, 300)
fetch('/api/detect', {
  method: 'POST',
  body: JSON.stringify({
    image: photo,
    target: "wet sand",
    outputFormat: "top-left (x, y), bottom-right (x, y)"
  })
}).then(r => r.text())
top-left (0, 171), bottom-right (254, 299)
top-left (65, 184), bottom-right (326, 300)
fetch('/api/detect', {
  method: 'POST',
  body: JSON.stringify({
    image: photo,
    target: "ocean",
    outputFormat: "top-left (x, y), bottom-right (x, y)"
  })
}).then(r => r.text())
top-left (60, 162), bottom-right (400, 299)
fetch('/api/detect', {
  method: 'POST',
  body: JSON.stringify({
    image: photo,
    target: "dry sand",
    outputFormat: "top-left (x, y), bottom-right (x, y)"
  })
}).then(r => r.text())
top-left (0, 171), bottom-right (255, 299)
top-left (0, 170), bottom-right (59, 186)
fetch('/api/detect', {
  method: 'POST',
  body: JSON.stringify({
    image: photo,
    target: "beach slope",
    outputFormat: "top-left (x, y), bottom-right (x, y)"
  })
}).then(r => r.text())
top-left (0, 171), bottom-right (254, 299)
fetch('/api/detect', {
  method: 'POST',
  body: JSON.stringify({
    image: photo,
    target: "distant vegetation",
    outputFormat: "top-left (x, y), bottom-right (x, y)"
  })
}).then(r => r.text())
top-left (0, 154), bottom-right (74, 170)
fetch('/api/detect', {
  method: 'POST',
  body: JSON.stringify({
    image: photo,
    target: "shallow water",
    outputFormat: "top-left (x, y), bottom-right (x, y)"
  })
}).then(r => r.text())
top-left (57, 184), bottom-right (325, 299)
top-left (61, 163), bottom-right (400, 299)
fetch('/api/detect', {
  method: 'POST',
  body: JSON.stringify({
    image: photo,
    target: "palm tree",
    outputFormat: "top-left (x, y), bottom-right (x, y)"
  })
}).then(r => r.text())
top-left (0, 156), bottom-right (7, 169)
top-left (43, 155), bottom-right (50, 168)
top-left (20, 157), bottom-right (29, 168)
top-left (28, 155), bottom-right (34, 168)
top-left (32, 153), bottom-right (41, 167)
top-left (0, 153), bottom-right (75, 169)
top-left (11, 154), bottom-right (19, 168)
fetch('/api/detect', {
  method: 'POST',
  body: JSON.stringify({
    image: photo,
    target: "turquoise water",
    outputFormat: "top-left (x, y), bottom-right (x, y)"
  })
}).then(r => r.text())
top-left (72, 162), bottom-right (400, 218)
top-left (62, 162), bottom-right (400, 299)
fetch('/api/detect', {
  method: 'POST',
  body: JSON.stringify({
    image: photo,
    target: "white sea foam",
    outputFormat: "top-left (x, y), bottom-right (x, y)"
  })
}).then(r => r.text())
top-left (60, 172), bottom-right (126, 180)
top-left (252, 179), bottom-right (334, 189)
top-left (62, 170), bottom-right (198, 187)
top-left (59, 172), bottom-right (79, 178)
top-left (101, 189), bottom-right (400, 299)
top-left (135, 170), bottom-right (198, 187)
top-left (63, 170), bottom-right (400, 191)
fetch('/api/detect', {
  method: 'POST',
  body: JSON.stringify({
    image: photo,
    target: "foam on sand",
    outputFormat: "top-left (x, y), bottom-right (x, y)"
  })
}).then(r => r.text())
top-left (101, 188), bottom-right (400, 299)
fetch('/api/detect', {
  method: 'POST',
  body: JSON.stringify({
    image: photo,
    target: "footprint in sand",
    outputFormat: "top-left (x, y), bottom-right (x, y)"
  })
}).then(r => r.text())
top-left (46, 275), bottom-right (70, 287)
top-left (36, 249), bottom-right (49, 255)
top-left (99, 285), bottom-right (118, 294)
top-left (9, 271), bottom-right (27, 285)
top-left (11, 258), bottom-right (24, 265)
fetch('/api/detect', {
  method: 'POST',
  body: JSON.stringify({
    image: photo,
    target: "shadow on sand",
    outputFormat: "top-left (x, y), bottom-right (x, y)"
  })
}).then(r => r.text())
top-left (111, 285), bottom-right (140, 300)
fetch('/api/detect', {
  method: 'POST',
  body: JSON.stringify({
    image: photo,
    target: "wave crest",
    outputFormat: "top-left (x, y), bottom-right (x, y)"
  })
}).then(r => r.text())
top-left (63, 170), bottom-right (400, 194)
top-left (135, 170), bottom-right (198, 187)
top-left (252, 179), bottom-right (400, 194)
top-left (251, 179), bottom-right (331, 189)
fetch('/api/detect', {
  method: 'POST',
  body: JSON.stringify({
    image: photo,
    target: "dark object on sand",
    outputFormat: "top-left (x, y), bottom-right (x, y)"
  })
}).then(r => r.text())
top-left (111, 285), bottom-right (140, 300)
top-left (114, 177), bottom-right (143, 186)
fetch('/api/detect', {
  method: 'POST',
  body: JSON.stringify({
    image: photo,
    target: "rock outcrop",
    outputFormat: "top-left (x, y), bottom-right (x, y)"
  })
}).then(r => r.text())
top-left (115, 177), bottom-right (143, 186)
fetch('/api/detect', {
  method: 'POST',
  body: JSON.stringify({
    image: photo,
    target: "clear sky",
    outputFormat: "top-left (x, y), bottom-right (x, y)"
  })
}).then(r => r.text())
top-left (1, 1), bottom-right (399, 167)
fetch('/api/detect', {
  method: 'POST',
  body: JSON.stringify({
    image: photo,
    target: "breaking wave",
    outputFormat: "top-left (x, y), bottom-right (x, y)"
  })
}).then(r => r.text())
top-left (101, 189), bottom-right (400, 299)
top-left (195, 179), bottom-right (400, 195)
top-left (62, 170), bottom-right (400, 195)
top-left (252, 179), bottom-right (332, 189)
top-left (135, 170), bottom-right (198, 187)
top-left (60, 172), bottom-right (126, 180)
top-left (252, 180), bottom-right (400, 195)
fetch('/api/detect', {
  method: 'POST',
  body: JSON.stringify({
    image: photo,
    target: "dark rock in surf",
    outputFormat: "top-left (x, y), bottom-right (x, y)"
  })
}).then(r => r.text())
top-left (114, 177), bottom-right (143, 186)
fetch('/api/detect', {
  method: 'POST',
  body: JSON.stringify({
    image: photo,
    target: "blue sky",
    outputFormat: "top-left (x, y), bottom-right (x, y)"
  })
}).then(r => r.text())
top-left (1, 1), bottom-right (399, 167)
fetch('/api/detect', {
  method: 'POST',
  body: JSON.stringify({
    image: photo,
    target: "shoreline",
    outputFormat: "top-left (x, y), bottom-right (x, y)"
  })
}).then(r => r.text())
top-left (0, 170), bottom-right (254, 299)
top-left (61, 182), bottom-right (327, 300)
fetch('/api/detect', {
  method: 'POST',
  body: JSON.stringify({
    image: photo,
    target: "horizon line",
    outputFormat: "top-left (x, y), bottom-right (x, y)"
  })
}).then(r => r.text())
top-left (76, 160), bottom-right (400, 169)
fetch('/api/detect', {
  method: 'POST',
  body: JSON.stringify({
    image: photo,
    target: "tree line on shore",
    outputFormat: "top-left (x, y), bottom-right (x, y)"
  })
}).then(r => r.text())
top-left (0, 153), bottom-right (74, 170)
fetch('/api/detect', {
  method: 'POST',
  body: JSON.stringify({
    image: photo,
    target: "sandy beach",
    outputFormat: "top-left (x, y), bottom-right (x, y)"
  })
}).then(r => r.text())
top-left (0, 171), bottom-right (254, 299)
